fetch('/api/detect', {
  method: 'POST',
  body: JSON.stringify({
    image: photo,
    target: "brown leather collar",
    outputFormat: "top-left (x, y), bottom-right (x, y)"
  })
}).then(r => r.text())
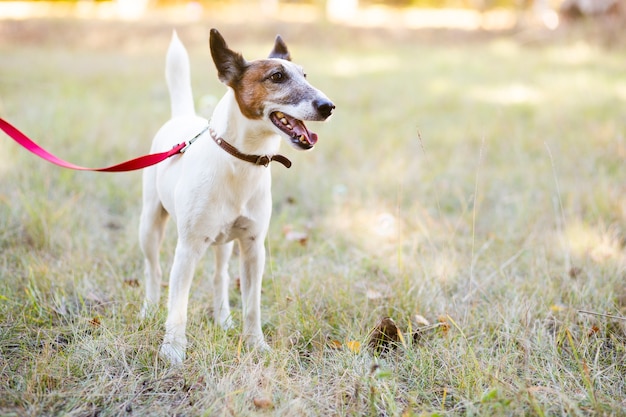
top-left (209, 126), bottom-right (292, 169)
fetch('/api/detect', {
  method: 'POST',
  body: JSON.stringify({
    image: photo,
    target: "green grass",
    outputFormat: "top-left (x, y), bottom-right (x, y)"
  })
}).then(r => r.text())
top-left (1, 17), bottom-right (625, 416)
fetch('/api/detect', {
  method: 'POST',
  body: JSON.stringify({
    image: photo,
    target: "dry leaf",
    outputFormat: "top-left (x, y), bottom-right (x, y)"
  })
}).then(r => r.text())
top-left (368, 317), bottom-right (400, 353)
top-left (89, 317), bottom-right (101, 327)
top-left (413, 314), bottom-right (430, 327)
top-left (253, 396), bottom-right (273, 410)
top-left (412, 314), bottom-right (446, 344)
top-left (587, 325), bottom-right (600, 337)
top-left (285, 231), bottom-right (308, 246)
top-left (437, 315), bottom-right (450, 334)
top-left (124, 279), bottom-right (140, 288)
top-left (568, 267), bottom-right (582, 278)
top-left (346, 340), bottom-right (361, 353)
top-left (328, 339), bottom-right (342, 350)
top-left (550, 304), bottom-right (566, 313)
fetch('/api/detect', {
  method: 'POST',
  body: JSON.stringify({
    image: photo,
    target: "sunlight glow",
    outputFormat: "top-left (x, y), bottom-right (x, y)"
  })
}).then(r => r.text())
top-left (328, 6), bottom-right (518, 31)
top-left (470, 83), bottom-right (543, 105)
top-left (566, 221), bottom-right (625, 264)
top-left (331, 56), bottom-right (401, 77)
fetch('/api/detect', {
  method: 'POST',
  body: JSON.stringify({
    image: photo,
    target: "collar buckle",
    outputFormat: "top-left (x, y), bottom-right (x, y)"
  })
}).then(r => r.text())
top-left (256, 155), bottom-right (271, 167)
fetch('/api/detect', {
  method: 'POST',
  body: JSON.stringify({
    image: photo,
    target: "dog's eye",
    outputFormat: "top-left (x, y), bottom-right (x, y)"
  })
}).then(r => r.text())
top-left (269, 72), bottom-right (285, 83)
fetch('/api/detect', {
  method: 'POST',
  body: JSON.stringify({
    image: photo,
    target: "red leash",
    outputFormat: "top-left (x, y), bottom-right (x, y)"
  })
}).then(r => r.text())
top-left (0, 117), bottom-right (206, 172)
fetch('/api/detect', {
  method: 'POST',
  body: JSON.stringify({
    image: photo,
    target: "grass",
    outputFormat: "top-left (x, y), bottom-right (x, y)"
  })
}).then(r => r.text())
top-left (1, 14), bottom-right (625, 416)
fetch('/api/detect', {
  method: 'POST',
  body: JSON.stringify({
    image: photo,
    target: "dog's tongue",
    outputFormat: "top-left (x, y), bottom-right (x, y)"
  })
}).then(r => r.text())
top-left (290, 117), bottom-right (318, 146)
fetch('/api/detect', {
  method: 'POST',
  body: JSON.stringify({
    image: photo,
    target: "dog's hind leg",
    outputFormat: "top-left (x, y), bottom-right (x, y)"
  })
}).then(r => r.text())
top-left (139, 203), bottom-right (168, 318)
top-left (213, 242), bottom-right (234, 330)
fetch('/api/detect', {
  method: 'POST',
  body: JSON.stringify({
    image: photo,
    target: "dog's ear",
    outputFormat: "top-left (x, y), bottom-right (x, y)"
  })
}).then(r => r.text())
top-left (210, 28), bottom-right (247, 86)
top-left (268, 35), bottom-right (291, 61)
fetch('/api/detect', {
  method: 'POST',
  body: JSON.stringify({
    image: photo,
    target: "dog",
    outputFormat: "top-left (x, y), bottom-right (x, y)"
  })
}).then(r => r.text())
top-left (138, 29), bottom-right (334, 364)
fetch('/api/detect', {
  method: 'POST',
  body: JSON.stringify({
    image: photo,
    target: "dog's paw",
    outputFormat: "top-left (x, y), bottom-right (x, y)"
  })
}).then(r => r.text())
top-left (140, 301), bottom-right (158, 320)
top-left (256, 341), bottom-right (271, 353)
top-left (160, 340), bottom-right (186, 365)
top-left (217, 314), bottom-right (235, 331)
top-left (247, 336), bottom-right (271, 353)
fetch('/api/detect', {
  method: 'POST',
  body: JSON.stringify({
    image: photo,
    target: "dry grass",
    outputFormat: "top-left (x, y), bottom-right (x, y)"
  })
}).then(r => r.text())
top-left (0, 14), bottom-right (625, 416)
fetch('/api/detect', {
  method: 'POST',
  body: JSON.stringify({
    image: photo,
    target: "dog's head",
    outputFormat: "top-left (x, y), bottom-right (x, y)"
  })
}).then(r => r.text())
top-left (209, 28), bottom-right (334, 150)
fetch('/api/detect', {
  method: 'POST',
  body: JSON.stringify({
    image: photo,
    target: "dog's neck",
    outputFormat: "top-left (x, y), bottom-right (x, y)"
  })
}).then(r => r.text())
top-left (210, 89), bottom-right (282, 157)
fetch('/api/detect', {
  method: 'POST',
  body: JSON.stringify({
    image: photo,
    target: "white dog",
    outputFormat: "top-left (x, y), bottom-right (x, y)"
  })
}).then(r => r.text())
top-left (139, 29), bottom-right (334, 364)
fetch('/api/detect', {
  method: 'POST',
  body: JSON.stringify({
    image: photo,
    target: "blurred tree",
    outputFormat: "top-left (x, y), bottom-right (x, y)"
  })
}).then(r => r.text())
top-left (560, 0), bottom-right (620, 16)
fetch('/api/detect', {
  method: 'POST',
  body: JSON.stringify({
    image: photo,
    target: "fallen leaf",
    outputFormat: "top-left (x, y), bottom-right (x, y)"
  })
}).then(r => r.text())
top-left (328, 339), bottom-right (342, 350)
top-left (124, 279), bottom-right (140, 288)
top-left (253, 396), bottom-right (273, 410)
top-left (550, 304), bottom-right (566, 313)
top-left (368, 317), bottom-right (400, 353)
top-left (346, 340), bottom-right (361, 353)
top-left (587, 325), bottom-right (600, 337)
top-left (437, 316), bottom-right (450, 334)
top-left (285, 231), bottom-right (308, 246)
top-left (89, 317), bottom-right (101, 327)
top-left (413, 314), bottom-right (430, 327)
top-left (568, 267), bottom-right (582, 278)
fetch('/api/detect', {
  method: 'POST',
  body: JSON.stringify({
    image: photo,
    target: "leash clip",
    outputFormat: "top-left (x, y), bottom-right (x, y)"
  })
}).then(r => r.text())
top-left (179, 140), bottom-right (193, 153)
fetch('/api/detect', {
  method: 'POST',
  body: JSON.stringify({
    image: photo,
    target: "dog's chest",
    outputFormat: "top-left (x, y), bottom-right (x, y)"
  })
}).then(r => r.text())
top-left (212, 215), bottom-right (255, 244)
top-left (187, 176), bottom-right (271, 245)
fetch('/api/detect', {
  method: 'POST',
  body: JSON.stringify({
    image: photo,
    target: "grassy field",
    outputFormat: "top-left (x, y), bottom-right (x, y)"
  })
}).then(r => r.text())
top-left (0, 14), bottom-right (625, 416)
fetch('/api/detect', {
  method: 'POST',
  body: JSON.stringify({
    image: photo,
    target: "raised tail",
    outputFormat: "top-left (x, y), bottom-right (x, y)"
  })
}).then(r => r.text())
top-left (165, 30), bottom-right (195, 118)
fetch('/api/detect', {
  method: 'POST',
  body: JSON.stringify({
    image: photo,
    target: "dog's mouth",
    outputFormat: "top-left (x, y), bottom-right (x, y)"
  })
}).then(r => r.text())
top-left (270, 111), bottom-right (318, 150)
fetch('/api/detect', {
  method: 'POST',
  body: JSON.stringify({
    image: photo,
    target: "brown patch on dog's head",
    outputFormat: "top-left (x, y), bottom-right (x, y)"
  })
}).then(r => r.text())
top-left (210, 29), bottom-right (299, 119)
top-left (236, 61), bottom-right (286, 119)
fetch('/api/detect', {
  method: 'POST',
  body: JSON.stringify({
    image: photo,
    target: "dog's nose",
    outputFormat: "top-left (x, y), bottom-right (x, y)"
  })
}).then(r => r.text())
top-left (314, 99), bottom-right (335, 119)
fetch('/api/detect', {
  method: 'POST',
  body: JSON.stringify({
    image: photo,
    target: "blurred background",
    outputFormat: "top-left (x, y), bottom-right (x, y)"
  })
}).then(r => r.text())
top-left (0, 0), bottom-right (624, 32)
top-left (0, 1), bottom-right (625, 415)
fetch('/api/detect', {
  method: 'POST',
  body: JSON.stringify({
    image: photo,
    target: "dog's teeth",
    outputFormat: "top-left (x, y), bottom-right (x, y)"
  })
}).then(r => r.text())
top-left (276, 112), bottom-right (285, 118)
top-left (280, 117), bottom-right (288, 125)
top-left (286, 124), bottom-right (293, 130)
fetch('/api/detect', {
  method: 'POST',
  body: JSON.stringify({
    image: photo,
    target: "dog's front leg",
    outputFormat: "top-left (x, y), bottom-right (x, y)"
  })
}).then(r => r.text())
top-left (213, 242), bottom-right (234, 330)
top-left (161, 240), bottom-right (206, 364)
top-left (238, 237), bottom-right (270, 351)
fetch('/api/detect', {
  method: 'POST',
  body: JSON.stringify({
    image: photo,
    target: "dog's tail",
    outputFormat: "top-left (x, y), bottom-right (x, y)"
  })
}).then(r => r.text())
top-left (165, 30), bottom-right (195, 118)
